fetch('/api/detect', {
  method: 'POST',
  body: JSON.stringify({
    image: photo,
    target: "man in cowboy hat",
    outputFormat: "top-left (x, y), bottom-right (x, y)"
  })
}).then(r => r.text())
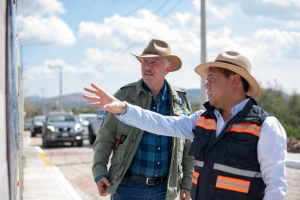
top-left (90, 39), bottom-right (193, 200)
top-left (84, 51), bottom-right (288, 200)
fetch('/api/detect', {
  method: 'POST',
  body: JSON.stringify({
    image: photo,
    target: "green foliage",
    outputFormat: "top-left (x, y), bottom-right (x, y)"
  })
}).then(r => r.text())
top-left (256, 87), bottom-right (300, 140)
top-left (65, 108), bottom-right (98, 115)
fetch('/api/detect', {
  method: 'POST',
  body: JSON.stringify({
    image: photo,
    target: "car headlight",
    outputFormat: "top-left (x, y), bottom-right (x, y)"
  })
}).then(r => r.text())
top-left (47, 125), bottom-right (55, 132)
top-left (74, 123), bottom-right (82, 131)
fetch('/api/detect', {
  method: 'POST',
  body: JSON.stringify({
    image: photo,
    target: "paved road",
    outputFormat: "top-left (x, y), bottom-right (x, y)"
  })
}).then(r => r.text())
top-left (30, 133), bottom-right (300, 200)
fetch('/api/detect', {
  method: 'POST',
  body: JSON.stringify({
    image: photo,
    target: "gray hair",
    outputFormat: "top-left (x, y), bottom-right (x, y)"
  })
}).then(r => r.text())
top-left (163, 58), bottom-right (171, 68)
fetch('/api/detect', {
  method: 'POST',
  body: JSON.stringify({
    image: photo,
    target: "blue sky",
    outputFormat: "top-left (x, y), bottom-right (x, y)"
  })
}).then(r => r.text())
top-left (17, 0), bottom-right (300, 98)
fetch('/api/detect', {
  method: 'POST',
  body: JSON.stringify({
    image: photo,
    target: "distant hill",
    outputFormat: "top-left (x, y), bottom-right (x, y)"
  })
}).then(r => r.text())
top-left (25, 93), bottom-right (93, 109)
top-left (25, 89), bottom-right (202, 109)
top-left (185, 88), bottom-right (201, 103)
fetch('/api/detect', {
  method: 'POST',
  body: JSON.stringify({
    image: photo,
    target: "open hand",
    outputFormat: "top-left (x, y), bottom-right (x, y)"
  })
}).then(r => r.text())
top-left (83, 83), bottom-right (126, 114)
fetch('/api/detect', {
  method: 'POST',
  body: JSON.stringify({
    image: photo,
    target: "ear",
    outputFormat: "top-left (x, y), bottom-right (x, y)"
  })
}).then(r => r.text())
top-left (231, 74), bottom-right (241, 88)
top-left (165, 63), bottom-right (172, 73)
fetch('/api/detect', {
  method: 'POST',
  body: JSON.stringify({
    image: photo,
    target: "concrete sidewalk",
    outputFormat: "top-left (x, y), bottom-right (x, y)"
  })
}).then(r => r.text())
top-left (22, 136), bottom-right (82, 200)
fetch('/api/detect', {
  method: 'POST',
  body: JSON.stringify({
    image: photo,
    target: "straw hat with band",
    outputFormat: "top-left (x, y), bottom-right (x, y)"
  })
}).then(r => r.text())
top-left (131, 39), bottom-right (182, 72)
top-left (194, 51), bottom-right (260, 97)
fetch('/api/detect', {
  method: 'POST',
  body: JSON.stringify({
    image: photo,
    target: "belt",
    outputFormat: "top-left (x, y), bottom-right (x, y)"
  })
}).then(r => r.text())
top-left (124, 173), bottom-right (167, 185)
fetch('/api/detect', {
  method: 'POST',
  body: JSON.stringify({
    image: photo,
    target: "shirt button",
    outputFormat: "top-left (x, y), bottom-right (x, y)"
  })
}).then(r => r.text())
top-left (155, 175), bottom-right (157, 177)
top-left (158, 147), bottom-right (160, 150)
top-left (158, 162), bottom-right (160, 164)
top-left (153, 107), bottom-right (156, 109)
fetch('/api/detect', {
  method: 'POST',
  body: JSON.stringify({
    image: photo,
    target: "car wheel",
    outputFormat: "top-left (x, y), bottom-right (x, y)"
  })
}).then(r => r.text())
top-left (31, 131), bottom-right (36, 137)
top-left (42, 137), bottom-right (49, 148)
top-left (89, 126), bottom-right (96, 145)
top-left (76, 140), bottom-right (83, 147)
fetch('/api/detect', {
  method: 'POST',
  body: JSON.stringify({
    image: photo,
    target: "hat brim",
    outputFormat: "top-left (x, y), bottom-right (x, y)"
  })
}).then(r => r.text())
top-left (131, 53), bottom-right (182, 72)
top-left (194, 62), bottom-right (260, 97)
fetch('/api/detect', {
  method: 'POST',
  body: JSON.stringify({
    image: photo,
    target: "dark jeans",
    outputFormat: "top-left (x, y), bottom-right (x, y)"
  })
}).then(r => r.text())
top-left (111, 176), bottom-right (167, 200)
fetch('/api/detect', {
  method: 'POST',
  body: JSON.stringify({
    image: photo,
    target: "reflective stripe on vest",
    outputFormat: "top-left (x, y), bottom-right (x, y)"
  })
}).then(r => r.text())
top-left (213, 163), bottom-right (262, 178)
top-left (216, 175), bottom-right (250, 193)
top-left (193, 160), bottom-right (204, 168)
top-left (192, 171), bottom-right (199, 185)
top-left (196, 116), bottom-right (216, 130)
top-left (227, 123), bottom-right (261, 137)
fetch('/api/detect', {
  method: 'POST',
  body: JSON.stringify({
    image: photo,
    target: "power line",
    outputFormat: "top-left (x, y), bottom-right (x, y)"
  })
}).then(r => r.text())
top-left (65, 0), bottom-right (182, 87)
top-left (39, 0), bottom-right (183, 95)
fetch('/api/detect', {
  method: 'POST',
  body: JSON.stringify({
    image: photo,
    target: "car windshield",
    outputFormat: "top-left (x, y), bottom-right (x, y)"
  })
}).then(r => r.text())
top-left (48, 115), bottom-right (76, 122)
top-left (34, 117), bottom-right (45, 122)
top-left (81, 116), bottom-right (96, 121)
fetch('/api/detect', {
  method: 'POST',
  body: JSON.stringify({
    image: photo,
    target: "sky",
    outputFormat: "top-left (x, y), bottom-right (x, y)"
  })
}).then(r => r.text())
top-left (17, 0), bottom-right (300, 99)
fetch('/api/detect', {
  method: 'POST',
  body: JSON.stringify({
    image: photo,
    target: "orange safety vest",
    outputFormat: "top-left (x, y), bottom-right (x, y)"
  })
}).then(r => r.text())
top-left (189, 98), bottom-right (268, 200)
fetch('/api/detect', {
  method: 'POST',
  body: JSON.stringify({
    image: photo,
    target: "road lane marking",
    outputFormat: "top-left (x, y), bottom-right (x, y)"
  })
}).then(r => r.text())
top-left (35, 146), bottom-right (53, 167)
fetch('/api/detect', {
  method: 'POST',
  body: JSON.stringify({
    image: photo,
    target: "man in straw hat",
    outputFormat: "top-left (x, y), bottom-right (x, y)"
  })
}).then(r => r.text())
top-left (89, 39), bottom-right (193, 200)
top-left (84, 51), bottom-right (287, 199)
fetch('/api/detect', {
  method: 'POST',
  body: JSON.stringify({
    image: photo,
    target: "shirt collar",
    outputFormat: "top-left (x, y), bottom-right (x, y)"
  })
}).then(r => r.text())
top-left (142, 80), bottom-right (168, 101)
top-left (214, 98), bottom-right (250, 119)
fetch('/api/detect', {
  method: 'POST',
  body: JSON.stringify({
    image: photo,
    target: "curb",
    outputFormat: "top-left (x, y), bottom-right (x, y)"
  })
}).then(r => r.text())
top-left (32, 141), bottom-right (82, 200)
top-left (285, 160), bottom-right (300, 170)
top-left (35, 146), bottom-right (52, 166)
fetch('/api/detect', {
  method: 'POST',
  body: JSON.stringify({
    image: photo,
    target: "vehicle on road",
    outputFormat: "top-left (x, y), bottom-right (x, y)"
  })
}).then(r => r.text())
top-left (87, 108), bottom-right (106, 145)
top-left (77, 113), bottom-right (97, 139)
top-left (30, 116), bottom-right (46, 137)
top-left (42, 112), bottom-right (83, 148)
top-left (24, 118), bottom-right (32, 131)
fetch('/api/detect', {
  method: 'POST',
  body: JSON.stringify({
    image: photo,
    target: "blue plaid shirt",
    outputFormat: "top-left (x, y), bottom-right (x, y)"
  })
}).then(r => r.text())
top-left (126, 81), bottom-right (172, 178)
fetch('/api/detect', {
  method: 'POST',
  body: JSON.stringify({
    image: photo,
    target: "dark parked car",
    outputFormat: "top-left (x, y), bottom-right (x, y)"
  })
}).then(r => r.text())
top-left (42, 112), bottom-right (83, 148)
top-left (30, 116), bottom-right (46, 137)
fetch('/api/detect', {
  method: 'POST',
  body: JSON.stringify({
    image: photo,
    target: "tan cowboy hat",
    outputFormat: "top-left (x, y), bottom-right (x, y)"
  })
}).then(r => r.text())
top-left (131, 39), bottom-right (182, 72)
top-left (194, 51), bottom-right (260, 97)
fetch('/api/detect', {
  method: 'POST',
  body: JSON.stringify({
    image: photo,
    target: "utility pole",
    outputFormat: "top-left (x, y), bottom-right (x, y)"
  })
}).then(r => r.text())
top-left (49, 66), bottom-right (62, 111)
top-left (200, 0), bottom-right (207, 110)
top-left (21, 43), bottom-right (24, 76)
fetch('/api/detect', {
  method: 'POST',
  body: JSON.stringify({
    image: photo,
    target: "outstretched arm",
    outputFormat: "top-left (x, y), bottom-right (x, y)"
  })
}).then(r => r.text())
top-left (83, 83), bottom-right (126, 114)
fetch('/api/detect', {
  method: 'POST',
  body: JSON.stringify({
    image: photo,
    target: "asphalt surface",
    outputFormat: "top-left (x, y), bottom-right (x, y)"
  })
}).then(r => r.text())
top-left (23, 131), bottom-right (300, 200)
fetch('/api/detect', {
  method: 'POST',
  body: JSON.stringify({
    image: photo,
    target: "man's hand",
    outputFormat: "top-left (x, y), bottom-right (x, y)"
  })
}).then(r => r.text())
top-left (96, 177), bottom-right (111, 196)
top-left (83, 83), bottom-right (126, 114)
top-left (179, 189), bottom-right (191, 200)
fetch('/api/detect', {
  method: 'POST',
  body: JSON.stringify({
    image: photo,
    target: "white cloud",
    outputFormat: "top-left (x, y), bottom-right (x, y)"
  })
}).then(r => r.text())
top-left (24, 59), bottom-right (77, 81)
top-left (78, 9), bottom-right (200, 57)
top-left (18, 0), bottom-right (65, 16)
top-left (192, 0), bottom-right (232, 19)
top-left (45, 59), bottom-right (77, 74)
top-left (286, 21), bottom-right (300, 29)
top-left (262, 0), bottom-right (300, 7)
top-left (20, 0), bottom-right (300, 97)
top-left (172, 12), bottom-right (192, 26)
top-left (17, 15), bottom-right (76, 45)
top-left (192, 0), bottom-right (200, 12)
top-left (75, 7), bottom-right (300, 95)
top-left (206, 2), bottom-right (232, 20)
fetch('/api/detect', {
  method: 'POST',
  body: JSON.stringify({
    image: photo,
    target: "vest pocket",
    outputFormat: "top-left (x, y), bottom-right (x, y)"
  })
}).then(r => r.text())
top-left (223, 133), bottom-right (256, 167)
top-left (189, 135), bottom-right (209, 158)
